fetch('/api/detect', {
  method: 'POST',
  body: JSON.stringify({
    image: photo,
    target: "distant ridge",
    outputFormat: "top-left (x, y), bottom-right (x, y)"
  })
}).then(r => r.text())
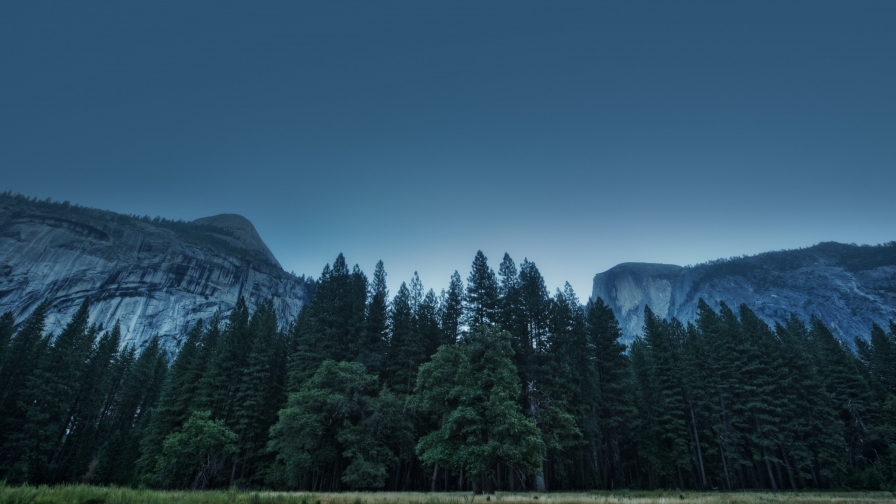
top-left (591, 241), bottom-right (896, 344)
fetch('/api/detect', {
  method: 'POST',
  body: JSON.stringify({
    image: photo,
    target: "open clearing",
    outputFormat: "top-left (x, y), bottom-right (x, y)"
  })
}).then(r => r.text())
top-left (1, 487), bottom-right (894, 504)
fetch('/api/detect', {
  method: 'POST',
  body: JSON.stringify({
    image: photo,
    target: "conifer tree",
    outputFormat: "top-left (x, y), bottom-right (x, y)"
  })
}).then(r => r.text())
top-left (193, 297), bottom-right (251, 424)
top-left (774, 315), bottom-right (844, 489)
top-left (6, 300), bottom-right (94, 483)
top-left (584, 297), bottom-right (638, 489)
top-left (413, 325), bottom-right (544, 494)
top-left (50, 324), bottom-right (123, 482)
top-left (363, 260), bottom-right (390, 371)
top-left (386, 282), bottom-right (416, 393)
top-left (497, 253), bottom-right (522, 336)
top-left (98, 337), bottom-right (168, 485)
top-left (440, 271), bottom-right (464, 344)
top-left (464, 251), bottom-right (499, 329)
top-left (517, 259), bottom-right (550, 383)
top-left (231, 300), bottom-right (288, 485)
top-left (809, 317), bottom-right (876, 477)
top-left (0, 301), bottom-right (50, 414)
top-left (0, 311), bottom-right (14, 371)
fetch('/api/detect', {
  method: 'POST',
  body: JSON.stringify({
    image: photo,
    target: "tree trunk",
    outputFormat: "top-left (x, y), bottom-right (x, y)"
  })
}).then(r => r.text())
top-left (718, 437), bottom-right (732, 491)
top-left (431, 463), bottom-right (439, 492)
top-left (689, 407), bottom-right (707, 488)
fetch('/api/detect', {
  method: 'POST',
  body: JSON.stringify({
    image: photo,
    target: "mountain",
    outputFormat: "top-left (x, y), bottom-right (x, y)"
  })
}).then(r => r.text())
top-left (591, 241), bottom-right (896, 344)
top-left (0, 193), bottom-right (309, 355)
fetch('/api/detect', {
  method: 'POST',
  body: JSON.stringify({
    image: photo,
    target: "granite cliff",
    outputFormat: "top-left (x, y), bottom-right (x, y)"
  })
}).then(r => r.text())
top-left (591, 242), bottom-right (896, 344)
top-left (0, 194), bottom-right (308, 355)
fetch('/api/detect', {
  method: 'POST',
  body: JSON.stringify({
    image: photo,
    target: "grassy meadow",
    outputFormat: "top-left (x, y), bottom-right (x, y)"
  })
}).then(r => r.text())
top-left (1, 486), bottom-right (894, 504)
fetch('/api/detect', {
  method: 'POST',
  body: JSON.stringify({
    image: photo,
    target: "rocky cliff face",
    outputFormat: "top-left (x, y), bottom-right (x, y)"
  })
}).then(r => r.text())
top-left (0, 194), bottom-right (308, 356)
top-left (591, 242), bottom-right (896, 344)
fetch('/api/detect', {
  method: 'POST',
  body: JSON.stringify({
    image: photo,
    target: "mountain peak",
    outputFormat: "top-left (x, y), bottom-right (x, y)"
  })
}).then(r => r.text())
top-left (192, 214), bottom-right (281, 268)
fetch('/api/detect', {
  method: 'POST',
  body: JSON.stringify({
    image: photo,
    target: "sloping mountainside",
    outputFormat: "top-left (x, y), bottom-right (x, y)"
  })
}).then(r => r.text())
top-left (0, 193), bottom-right (308, 355)
top-left (592, 241), bottom-right (896, 344)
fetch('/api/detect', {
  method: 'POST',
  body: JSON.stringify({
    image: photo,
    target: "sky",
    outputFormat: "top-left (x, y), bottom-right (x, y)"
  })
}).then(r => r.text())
top-left (2, 1), bottom-right (895, 299)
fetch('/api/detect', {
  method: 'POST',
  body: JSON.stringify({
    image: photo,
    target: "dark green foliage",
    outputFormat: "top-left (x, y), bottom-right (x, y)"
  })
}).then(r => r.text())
top-left (269, 360), bottom-right (412, 491)
top-left (154, 410), bottom-right (238, 489)
top-left (413, 325), bottom-right (544, 493)
top-left (464, 251), bottom-right (499, 329)
top-left (288, 255), bottom-right (368, 385)
top-left (2, 249), bottom-right (895, 492)
top-left (363, 260), bottom-right (390, 371)
top-left (440, 271), bottom-right (464, 344)
top-left (0, 311), bottom-right (14, 372)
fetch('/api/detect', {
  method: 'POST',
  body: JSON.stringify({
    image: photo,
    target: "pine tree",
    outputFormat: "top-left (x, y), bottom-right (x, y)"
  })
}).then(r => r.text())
top-left (6, 300), bottom-right (94, 483)
top-left (0, 311), bottom-right (14, 371)
top-left (497, 253), bottom-right (522, 336)
top-left (863, 323), bottom-right (896, 394)
top-left (584, 297), bottom-right (638, 489)
top-left (138, 320), bottom-right (208, 480)
top-left (268, 360), bottom-right (380, 490)
top-left (464, 251), bottom-right (499, 329)
top-left (288, 255), bottom-right (369, 386)
top-left (98, 336), bottom-right (168, 485)
top-left (774, 315), bottom-right (844, 489)
top-left (413, 325), bottom-right (544, 494)
top-left (417, 289), bottom-right (442, 363)
top-left (0, 300), bottom-right (50, 413)
top-left (386, 282), bottom-right (416, 393)
top-left (231, 300), bottom-right (288, 485)
top-left (50, 324), bottom-right (123, 482)
top-left (809, 317), bottom-right (876, 478)
top-left (517, 259), bottom-right (550, 383)
top-left (363, 260), bottom-right (390, 371)
top-left (193, 297), bottom-right (251, 423)
top-left (440, 271), bottom-right (464, 344)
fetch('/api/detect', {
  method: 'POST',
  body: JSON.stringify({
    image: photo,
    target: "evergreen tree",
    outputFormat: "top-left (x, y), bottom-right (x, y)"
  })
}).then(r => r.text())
top-left (97, 337), bottom-right (168, 485)
top-left (50, 324), bottom-right (123, 482)
top-left (0, 311), bottom-right (14, 372)
top-left (809, 317), bottom-right (876, 478)
top-left (269, 360), bottom-right (383, 490)
top-left (440, 271), bottom-right (464, 344)
top-left (584, 297), bottom-right (638, 489)
top-left (517, 259), bottom-right (551, 385)
top-left (464, 251), bottom-right (499, 329)
top-left (386, 282), bottom-right (416, 393)
top-left (193, 297), bottom-right (251, 424)
top-left (497, 253), bottom-right (522, 337)
top-left (363, 260), bottom-right (390, 371)
top-left (288, 255), bottom-right (368, 385)
top-left (0, 301), bottom-right (50, 414)
top-left (231, 300), bottom-right (288, 485)
top-left (413, 325), bottom-right (544, 494)
top-left (5, 300), bottom-right (94, 483)
top-left (138, 320), bottom-right (207, 477)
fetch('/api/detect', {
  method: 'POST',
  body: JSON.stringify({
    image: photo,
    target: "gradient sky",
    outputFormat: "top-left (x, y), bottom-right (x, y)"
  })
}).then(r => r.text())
top-left (2, 1), bottom-right (895, 299)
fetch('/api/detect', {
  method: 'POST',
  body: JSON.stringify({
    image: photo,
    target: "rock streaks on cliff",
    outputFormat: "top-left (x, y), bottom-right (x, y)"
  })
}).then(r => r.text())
top-left (0, 195), bottom-right (307, 355)
top-left (591, 242), bottom-right (896, 344)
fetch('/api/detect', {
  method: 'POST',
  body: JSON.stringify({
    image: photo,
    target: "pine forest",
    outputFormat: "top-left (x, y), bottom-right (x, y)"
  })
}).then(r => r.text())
top-left (1, 251), bottom-right (895, 493)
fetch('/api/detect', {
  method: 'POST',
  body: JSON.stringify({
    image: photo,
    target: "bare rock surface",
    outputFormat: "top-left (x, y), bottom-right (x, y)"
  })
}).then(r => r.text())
top-left (0, 195), bottom-right (307, 356)
top-left (591, 242), bottom-right (896, 344)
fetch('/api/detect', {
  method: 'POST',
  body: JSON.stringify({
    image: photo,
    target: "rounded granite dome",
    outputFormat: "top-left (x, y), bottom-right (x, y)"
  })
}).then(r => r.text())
top-left (192, 213), bottom-right (282, 269)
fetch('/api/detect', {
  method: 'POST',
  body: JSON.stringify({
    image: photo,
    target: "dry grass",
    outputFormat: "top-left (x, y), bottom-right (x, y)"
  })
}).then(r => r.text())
top-left (0, 485), bottom-right (893, 504)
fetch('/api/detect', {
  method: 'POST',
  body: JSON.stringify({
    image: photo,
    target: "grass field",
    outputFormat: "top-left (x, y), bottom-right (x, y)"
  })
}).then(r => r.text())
top-left (0, 485), bottom-right (893, 504)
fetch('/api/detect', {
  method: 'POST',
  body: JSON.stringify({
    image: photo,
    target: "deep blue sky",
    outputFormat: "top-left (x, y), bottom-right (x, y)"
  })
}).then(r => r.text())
top-left (2, 1), bottom-right (895, 298)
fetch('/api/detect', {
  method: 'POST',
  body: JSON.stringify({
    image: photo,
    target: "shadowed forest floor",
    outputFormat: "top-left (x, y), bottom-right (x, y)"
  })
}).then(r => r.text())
top-left (1, 486), bottom-right (894, 504)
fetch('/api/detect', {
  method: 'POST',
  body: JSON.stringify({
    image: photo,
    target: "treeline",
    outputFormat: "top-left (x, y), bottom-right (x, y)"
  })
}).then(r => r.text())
top-left (1, 251), bottom-right (895, 492)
